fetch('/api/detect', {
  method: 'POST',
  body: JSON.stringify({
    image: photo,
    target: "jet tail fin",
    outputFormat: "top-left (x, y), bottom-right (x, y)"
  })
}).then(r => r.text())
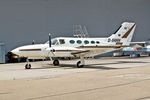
top-left (108, 22), bottom-right (136, 46)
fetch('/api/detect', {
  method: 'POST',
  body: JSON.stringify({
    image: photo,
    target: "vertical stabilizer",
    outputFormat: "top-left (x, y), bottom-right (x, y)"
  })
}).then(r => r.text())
top-left (108, 22), bottom-right (136, 46)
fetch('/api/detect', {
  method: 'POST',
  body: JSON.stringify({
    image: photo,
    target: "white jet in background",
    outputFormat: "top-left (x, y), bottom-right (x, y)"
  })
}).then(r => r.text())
top-left (121, 41), bottom-right (150, 57)
top-left (11, 22), bottom-right (136, 69)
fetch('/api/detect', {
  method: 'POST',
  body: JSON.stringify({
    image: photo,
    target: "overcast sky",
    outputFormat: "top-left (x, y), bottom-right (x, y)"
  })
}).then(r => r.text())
top-left (0, 0), bottom-right (150, 51)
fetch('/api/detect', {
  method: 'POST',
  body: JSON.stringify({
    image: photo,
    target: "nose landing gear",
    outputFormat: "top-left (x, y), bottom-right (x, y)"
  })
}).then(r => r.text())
top-left (25, 58), bottom-right (31, 69)
top-left (25, 63), bottom-right (31, 69)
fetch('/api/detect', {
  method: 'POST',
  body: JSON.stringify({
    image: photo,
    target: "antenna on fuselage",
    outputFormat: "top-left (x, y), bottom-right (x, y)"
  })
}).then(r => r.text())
top-left (49, 33), bottom-right (51, 47)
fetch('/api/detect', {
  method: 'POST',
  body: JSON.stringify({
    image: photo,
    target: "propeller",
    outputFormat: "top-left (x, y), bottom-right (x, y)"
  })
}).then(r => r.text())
top-left (48, 33), bottom-right (55, 60)
top-left (32, 40), bottom-right (35, 45)
top-left (49, 33), bottom-right (51, 47)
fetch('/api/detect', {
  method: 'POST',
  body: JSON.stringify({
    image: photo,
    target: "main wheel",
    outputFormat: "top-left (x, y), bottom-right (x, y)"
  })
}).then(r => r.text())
top-left (77, 61), bottom-right (84, 68)
top-left (53, 60), bottom-right (59, 66)
top-left (25, 64), bottom-right (31, 69)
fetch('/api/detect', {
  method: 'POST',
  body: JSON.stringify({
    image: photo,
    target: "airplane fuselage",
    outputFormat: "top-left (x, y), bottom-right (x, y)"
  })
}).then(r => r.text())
top-left (12, 37), bottom-right (120, 59)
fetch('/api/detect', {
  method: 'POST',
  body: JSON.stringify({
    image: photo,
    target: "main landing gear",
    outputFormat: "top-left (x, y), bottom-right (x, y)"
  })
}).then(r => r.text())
top-left (77, 56), bottom-right (85, 68)
top-left (53, 59), bottom-right (59, 66)
top-left (25, 58), bottom-right (31, 69)
top-left (52, 57), bottom-right (85, 68)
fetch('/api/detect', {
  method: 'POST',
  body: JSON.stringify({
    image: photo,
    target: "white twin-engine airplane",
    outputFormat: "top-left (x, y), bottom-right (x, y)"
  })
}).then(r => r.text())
top-left (11, 22), bottom-right (136, 69)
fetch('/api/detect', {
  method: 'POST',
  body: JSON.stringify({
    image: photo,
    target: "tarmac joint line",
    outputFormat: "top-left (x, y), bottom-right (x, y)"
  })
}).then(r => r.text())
top-left (136, 96), bottom-right (150, 100)
top-left (26, 78), bottom-right (150, 100)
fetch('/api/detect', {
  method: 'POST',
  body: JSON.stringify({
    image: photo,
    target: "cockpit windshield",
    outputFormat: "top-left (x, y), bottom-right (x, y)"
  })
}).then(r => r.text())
top-left (45, 39), bottom-right (58, 45)
top-left (52, 39), bottom-right (58, 45)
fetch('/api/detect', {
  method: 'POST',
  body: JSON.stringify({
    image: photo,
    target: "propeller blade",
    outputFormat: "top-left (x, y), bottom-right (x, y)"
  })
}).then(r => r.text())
top-left (49, 33), bottom-right (51, 47)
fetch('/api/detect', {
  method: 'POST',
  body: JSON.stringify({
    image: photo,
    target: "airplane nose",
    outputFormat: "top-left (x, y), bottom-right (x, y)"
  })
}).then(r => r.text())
top-left (11, 48), bottom-right (19, 55)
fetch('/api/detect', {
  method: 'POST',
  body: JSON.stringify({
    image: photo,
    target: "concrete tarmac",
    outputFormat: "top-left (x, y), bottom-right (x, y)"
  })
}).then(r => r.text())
top-left (0, 57), bottom-right (150, 100)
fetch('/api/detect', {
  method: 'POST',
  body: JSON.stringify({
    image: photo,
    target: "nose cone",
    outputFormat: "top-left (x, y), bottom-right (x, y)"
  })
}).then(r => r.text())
top-left (11, 48), bottom-right (19, 55)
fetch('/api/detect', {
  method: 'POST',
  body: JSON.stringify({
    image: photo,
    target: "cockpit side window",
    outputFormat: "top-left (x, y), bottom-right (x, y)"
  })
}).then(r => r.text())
top-left (59, 39), bottom-right (65, 44)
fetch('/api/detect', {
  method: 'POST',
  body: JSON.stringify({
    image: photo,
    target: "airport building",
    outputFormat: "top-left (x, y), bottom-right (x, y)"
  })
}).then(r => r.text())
top-left (0, 43), bottom-right (5, 63)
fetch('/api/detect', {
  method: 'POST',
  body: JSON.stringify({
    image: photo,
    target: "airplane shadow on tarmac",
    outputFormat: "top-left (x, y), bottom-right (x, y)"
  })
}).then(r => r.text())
top-left (83, 61), bottom-right (148, 70)
top-left (31, 61), bottom-right (148, 70)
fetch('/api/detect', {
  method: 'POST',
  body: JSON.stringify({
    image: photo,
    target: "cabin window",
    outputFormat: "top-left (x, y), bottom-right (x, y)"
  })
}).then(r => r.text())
top-left (96, 41), bottom-right (100, 44)
top-left (77, 40), bottom-right (82, 44)
top-left (59, 39), bottom-right (65, 44)
top-left (70, 40), bottom-right (75, 44)
top-left (91, 41), bottom-right (95, 44)
top-left (84, 40), bottom-right (89, 44)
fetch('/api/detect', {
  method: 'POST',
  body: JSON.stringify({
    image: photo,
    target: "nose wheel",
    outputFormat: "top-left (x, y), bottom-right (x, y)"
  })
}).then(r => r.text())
top-left (25, 64), bottom-right (31, 69)
top-left (25, 58), bottom-right (31, 69)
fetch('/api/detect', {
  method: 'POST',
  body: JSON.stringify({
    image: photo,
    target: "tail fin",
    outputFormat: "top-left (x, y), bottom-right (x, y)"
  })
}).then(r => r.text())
top-left (108, 22), bottom-right (136, 46)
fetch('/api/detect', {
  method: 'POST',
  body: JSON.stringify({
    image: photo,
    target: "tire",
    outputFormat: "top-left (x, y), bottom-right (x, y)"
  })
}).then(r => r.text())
top-left (77, 61), bottom-right (84, 68)
top-left (130, 54), bottom-right (136, 58)
top-left (53, 60), bottom-right (59, 66)
top-left (137, 54), bottom-right (140, 57)
top-left (25, 64), bottom-right (31, 69)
